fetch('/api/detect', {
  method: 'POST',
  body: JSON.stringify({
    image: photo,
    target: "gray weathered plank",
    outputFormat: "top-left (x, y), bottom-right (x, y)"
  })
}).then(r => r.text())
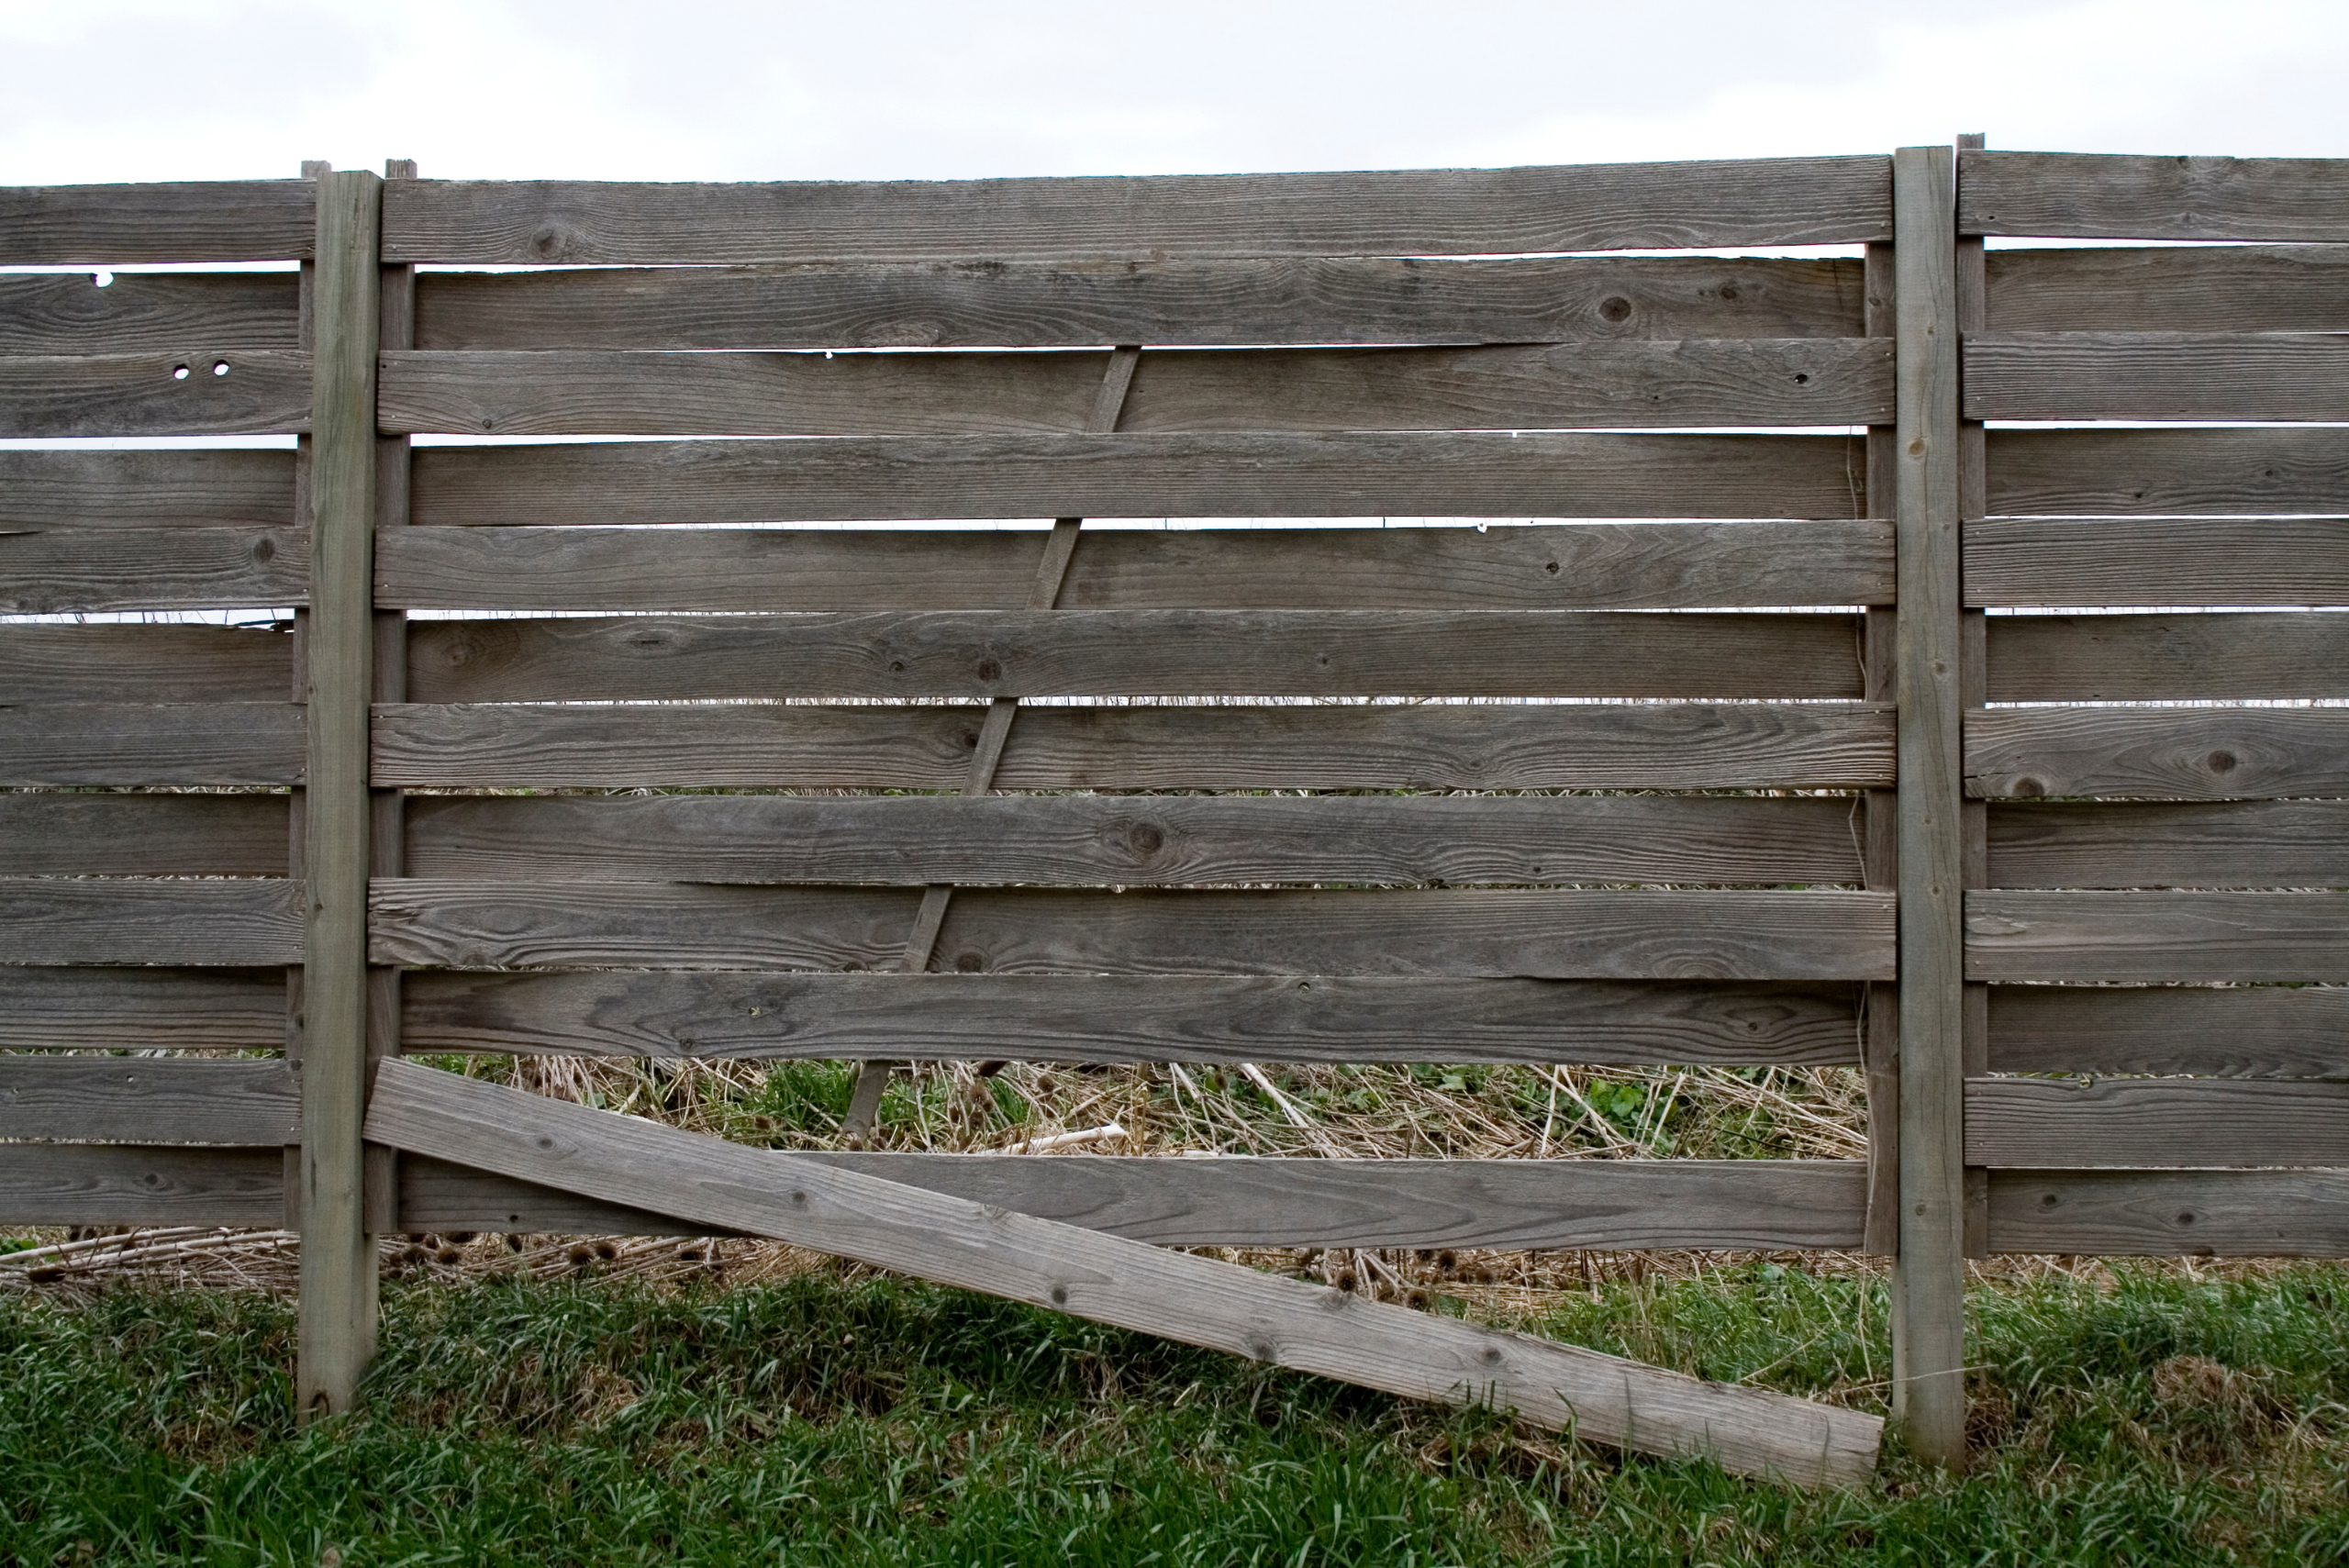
top-left (1965, 333), bottom-right (2349, 422)
top-left (1984, 245), bottom-right (2349, 334)
top-left (0, 624), bottom-right (293, 701)
top-left (379, 519), bottom-right (1894, 613)
top-left (413, 254), bottom-right (1868, 350)
top-left (1985, 613), bottom-right (2349, 701)
top-left (1966, 890), bottom-right (2349, 982)
top-left (1987, 1169), bottom-right (2349, 1257)
top-left (0, 350), bottom-right (311, 438)
top-left (384, 160), bottom-right (1893, 265)
top-left (0, 966), bottom-right (287, 1051)
top-left (1967, 707), bottom-right (2349, 800)
top-left (365, 1060), bottom-right (1883, 1485)
top-left (0, 793), bottom-right (288, 876)
top-left (1988, 801), bottom-right (2349, 888)
top-left (372, 883), bottom-right (1894, 981)
top-left (0, 1144), bottom-right (284, 1225)
top-left (406, 432), bottom-right (1873, 527)
top-left (0, 271), bottom-right (299, 354)
top-left (1967, 1077), bottom-right (2349, 1169)
top-left (372, 701), bottom-right (1894, 792)
top-left (0, 704), bottom-right (303, 786)
top-left (0, 449), bottom-right (295, 528)
top-left (400, 972), bottom-right (1863, 1065)
top-left (0, 181), bottom-right (317, 263)
top-left (1960, 150), bottom-right (2349, 241)
top-left (0, 876), bottom-right (302, 964)
top-left (1986, 428), bottom-right (2349, 517)
top-left (1965, 517), bottom-right (2349, 608)
top-left (0, 527), bottom-right (307, 613)
top-left (1990, 983), bottom-right (2349, 1078)
top-left (0, 1058), bottom-right (296, 1144)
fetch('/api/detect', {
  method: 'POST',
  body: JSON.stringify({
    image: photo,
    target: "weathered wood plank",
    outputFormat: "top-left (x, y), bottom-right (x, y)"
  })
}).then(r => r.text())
top-left (0, 967), bottom-right (287, 1051)
top-left (366, 1060), bottom-right (1883, 1485)
top-left (379, 519), bottom-right (1894, 613)
top-left (1988, 801), bottom-right (2349, 888)
top-left (0, 350), bottom-right (311, 438)
top-left (1961, 150), bottom-right (2349, 241)
top-left (1967, 707), bottom-right (2349, 800)
top-left (1966, 891), bottom-right (2349, 982)
top-left (0, 272), bottom-right (299, 354)
top-left (0, 1058), bottom-right (296, 1144)
top-left (1986, 428), bottom-right (2349, 517)
top-left (1965, 517), bottom-right (2349, 608)
top-left (0, 449), bottom-right (295, 528)
top-left (401, 972), bottom-right (1863, 1065)
top-left (1984, 246), bottom-right (2349, 334)
top-left (1991, 984), bottom-right (2349, 1077)
top-left (0, 181), bottom-right (316, 263)
top-left (0, 527), bottom-right (307, 613)
top-left (413, 255), bottom-right (1868, 350)
top-left (0, 703), bottom-right (304, 786)
top-left (384, 160), bottom-right (1892, 265)
top-left (1968, 1077), bottom-right (2349, 1169)
top-left (0, 624), bottom-right (293, 702)
top-left (406, 432), bottom-right (1873, 527)
top-left (1985, 613), bottom-right (2349, 701)
top-left (372, 883), bottom-right (1894, 981)
top-left (0, 1144), bottom-right (284, 1225)
top-left (403, 793), bottom-right (1863, 888)
top-left (0, 877), bottom-right (302, 965)
top-left (0, 793), bottom-right (288, 876)
top-left (406, 610), bottom-right (1865, 702)
top-left (1965, 333), bottom-right (2349, 422)
top-left (372, 701), bottom-right (1894, 792)
top-left (1987, 1169), bottom-right (2349, 1256)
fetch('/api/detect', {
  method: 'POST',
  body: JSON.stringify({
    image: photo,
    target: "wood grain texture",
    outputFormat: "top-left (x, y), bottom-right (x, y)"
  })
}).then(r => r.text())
top-left (1984, 246), bottom-right (2349, 334)
top-left (401, 971), bottom-right (1864, 1065)
top-left (379, 519), bottom-right (1894, 613)
top-left (0, 793), bottom-right (288, 876)
top-left (0, 1144), bottom-right (284, 1225)
top-left (365, 1061), bottom-right (1882, 1485)
top-left (1960, 150), bottom-right (2349, 241)
top-left (372, 882), bottom-right (1894, 981)
top-left (1965, 517), bottom-right (2349, 608)
top-left (413, 255), bottom-right (1868, 350)
top-left (1985, 613), bottom-right (2349, 701)
top-left (0, 1057), bottom-right (296, 1143)
top-left (1967, 891), bottom-right (2349, 982)
top-left (0, 624), bottom-right (293, 701)
top-left (405, 432), bottom-right (1872, 527)
top-left (1965, 333), bottom-right (2349, 422)
top-left (383, 160), bottom-right (1892, 264)
top-left (0, 448), bottom-right (295, 528)
top-left (0, 527), bottom-right (307, 613)
top-left (0, 271), bottom-right (299, 354)
top-left (1988, 801), bottom-right (2349, 888)
top-left (372, 701), bottom-right (1894, 792)
top-left (1967, 707), bottom-right (2349, 800)
top-left (0, 350), bottom-right (311, 438)
top-left (405, 610), bottom-right (1865, 702)
top-left (0, 703), bottom-right (304, 785)
top-left (1986, 428), bottom-right (2349, 517)
top-left (403, 793), bottom-right (1865, 887)
top-left (0, 966), bottom-right (287, 1051)
top-left (0, 181), bottom-right (316, 263)
top-left (1969, 1077), bottom-right (2349, 1169)
top-left (1990, 983), bottom-right (2349, 1077)
top-left (377, 340), bottom-right (1891, 437)
top-left (1988, 1169), bottom-right (2349, 1257)
top-left (0, 877), bottom-right (301, 964)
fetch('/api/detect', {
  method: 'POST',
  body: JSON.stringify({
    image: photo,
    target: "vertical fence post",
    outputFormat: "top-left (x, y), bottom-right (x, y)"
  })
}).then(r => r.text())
top-left (1890, 143), bottom-right (1968, 1466)
top-left (297, 166), bottom-right (384, 1418)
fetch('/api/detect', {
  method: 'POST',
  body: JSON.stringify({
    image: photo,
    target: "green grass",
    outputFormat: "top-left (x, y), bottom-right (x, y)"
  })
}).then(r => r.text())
top-left (5, 1263), bottom-right (2349, 1564)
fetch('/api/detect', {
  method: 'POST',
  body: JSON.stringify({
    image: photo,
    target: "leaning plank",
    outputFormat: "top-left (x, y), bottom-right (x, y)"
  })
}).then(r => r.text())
top-left (1990, 984), bottom-right (2349, 1078)
top-left (1965, 517), bottom-right (2349, 608)
top-left (1967, 1077), bottom-right (2349, 1169)
top-left (372, 701), bottom-right (1894, 792)
top-left (406, 432), bottom-right (1869, 527)
top-left (1986, 428), bottom-right (2349, 517)
top-left (1988, 801), bottom-right (2349, 889)
top-left (1985, 613), bottom-right (2349, 702)
top-left (0, 704), bottom-right (304, 786)
top-left (0, 1145), bottom-right (284, 1225)
top-left (372, 884), bottom-right (1895, 981)
top-left (0, 272), bottom-right (299, 354)
top-left (1987, 1169), bottom-right (2349, 1257)
top-left (380, 519), bottom-right (1894, 613)
top-left (0, 967), bottom-right (286, 1051)
top-left (1966, 891), bottom-right (2349, 983)
top-left (0, 181), bottom-right (316, 263)
top-left (0, 350), bottom-right (312, 439)
top-left (413, 254), bottom-right (1867, 350)
top-left (406, 610), bottom-right (1865, 703)
top-left (0, 528), bottom-right (307, 613)
top-left (1965, 333), bottom-right (2349, 423)
top-left (1983, 245), bottom-right (2349, 334)
top-left (384, 160), bottom-right (1892, 264)
top-left (0, 624), bottom-right (293, 702)
top-left (377, 340), bottom-right (1891, 437)
top-left (0, 449), bottom-right (295, 528)
top-left (401, 1152), bottom-right (1869, 1251)
top-left (0, 793), bottom-right (288, 876)
top-left (400, 972), bottom-right (1864, 1065)
top-left (403, 793), bottom-right (1864, 887)
top-left (365, 1060), bottom-right (1883, 1485)
top-left (1967, 707), bottom-right (2349, 800)
top-left (0, 1058), bottom-right (296, 1144)
top-left (1960, 150), bottom-right (2349, 241)
top-left (0, 877), bottom-right (302, 965)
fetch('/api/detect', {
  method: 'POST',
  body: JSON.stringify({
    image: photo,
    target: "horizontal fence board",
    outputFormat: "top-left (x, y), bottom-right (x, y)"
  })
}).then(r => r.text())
top-left (0, 1144), bottom-right (283, 1225)
top-left (1987, 1169), bottom-right (2349, 1257)
top-left (1985, 613), bottom-right (2349, 701)
top-left (384, 160), bottom-right (1893, 264)
top-left (0, 624), bottom-right (292, 702)
top-left (0, 1058), bottom-right (295, 1143)
top-left (380, 519), bottom-right (1894, 613)
top-left (373, 883), bottom-right (1894, 980)
top-left (0, 181), bottom-right (315, 263)
top-left (1965, 517), bottom-right (2349, 608)
top-left (401, 1153), bottom-right (1867, 1251)
top-left (0, 272), bottom-right (299, 354)
top-left (0, 350), bottom-right (311, 438)
top-left (402, 972), bottom-right (1864, 1065)
top-left (1989, 984), bottom-right (2349, 1078)
top-left (0, 449), bottom-right (295, 528)
top-left (1986, 428), bottom-right (2349, 517)
top-left (414, 255), bottom-right (1869, 350)
top-left (406, 610), bottom-right (1865, 702)
top-left (0, 527), bottom-right (306, 613)
top-left (1984, 245), bottom-right (2349, 334)
top-left (1967, 707), bottom-right (2349, 800)
top-left (0, 967), bottom-right (286, 1051)
top-left (1988, 800), bottom-right (2349, 888)
top-left (1961, 150), bottom-right (2349, 241)
top-left (1968, 891), bottom-right (2349, 982)
top-left (373, 701), bottom-right (1895, 791)
top-left (1965, 333), bottom-right (2349, 422)
top-left (379, 340), bottom-right (1891, 437)
top-left (403, 793), bottom-right (1864, 887)
top-left (1968, 1077), bottom-right (2349, 1169)
top-left (0, 877), bottom-right (301, 965)
top-left (406, 432), bottom-right (1872, 527)
top-left (0, 704), bottom-right (304, 786)
top-left (0, 794), bottom-right (288, 877)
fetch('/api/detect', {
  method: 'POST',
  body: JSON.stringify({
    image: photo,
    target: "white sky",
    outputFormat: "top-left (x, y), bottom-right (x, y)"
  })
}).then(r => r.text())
top-left (1, 0), bottom-right (2343, 184)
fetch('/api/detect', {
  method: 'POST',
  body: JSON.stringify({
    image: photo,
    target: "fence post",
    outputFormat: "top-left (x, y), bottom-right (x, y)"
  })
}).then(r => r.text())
top-left (297, 165), bottom-right (384, 1418)
top-left (1890, 142), bottom-right (1968, 1466)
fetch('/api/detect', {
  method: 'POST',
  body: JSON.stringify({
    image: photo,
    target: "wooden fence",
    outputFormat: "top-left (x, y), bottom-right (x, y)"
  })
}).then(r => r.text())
top-left (2, 143), bottom-right (2345, 1468)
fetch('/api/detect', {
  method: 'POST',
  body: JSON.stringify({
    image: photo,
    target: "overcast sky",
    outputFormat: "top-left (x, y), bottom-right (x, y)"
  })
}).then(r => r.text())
top-left (1, 0), bottom-right (2343, 185)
